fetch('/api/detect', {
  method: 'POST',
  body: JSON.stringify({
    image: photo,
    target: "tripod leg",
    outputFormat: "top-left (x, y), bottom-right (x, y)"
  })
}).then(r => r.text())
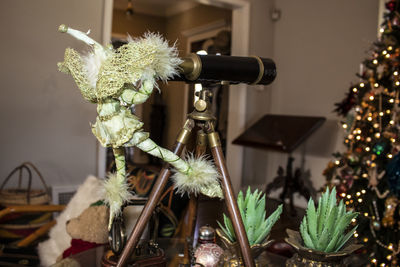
top-left (116, 120), bottom-right (193, 267)
top-left (182, 130), bottom-right (207, 264)
top-left (207, 130), bottom-right (255, 267)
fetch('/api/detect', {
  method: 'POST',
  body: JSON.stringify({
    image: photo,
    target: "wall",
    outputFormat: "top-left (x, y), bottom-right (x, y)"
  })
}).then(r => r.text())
top-left (112, 10), bottom-right (166, 37)
top-left (0, 0), bottom-right (106, 188)
top-left (243, 0), bottom-right (379, 206)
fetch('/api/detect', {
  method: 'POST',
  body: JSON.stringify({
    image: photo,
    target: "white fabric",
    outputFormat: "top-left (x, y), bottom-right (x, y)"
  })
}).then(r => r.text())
top-left (38, 175), bottom-right (105, 266)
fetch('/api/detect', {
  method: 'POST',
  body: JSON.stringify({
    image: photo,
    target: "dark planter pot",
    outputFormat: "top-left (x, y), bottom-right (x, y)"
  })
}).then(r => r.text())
top-left (284, 229), bottom-right (362, 267)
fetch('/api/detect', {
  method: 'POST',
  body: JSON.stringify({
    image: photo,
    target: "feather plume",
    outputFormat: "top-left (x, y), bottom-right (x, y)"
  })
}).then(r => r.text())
top-left (171, 155), bottom-right (223, 198)
top-left (102, 172), bottom-right (132, 229)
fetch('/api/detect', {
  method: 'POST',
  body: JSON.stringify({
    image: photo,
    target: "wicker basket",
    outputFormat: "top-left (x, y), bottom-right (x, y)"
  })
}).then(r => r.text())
top-left (0, 162), bottom-right (52, 241)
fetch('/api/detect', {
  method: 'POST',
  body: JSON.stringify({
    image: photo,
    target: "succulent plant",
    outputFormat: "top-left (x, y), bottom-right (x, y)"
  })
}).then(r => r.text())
top-left (300, 187), bottom-right (358, 253)
top-left (217, 187), bottom-right (282, 246)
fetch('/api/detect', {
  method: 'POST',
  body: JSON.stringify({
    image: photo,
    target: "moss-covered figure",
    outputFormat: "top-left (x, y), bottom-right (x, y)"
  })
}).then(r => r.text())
top-left (57, 25), bottom-right (222, 228)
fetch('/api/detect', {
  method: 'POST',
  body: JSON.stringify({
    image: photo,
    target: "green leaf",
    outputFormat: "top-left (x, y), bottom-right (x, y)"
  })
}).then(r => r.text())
top-left (334, 225), bottom-right (358, 252)
top-left (306, 198), bottom-right (318, 241)
top-left (300, 219), bottom-right (315, 249)
top-left (217, 220), bottom-right (234, 243)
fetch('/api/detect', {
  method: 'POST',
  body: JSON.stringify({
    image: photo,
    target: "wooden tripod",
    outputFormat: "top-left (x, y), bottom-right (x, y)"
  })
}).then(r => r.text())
top-left (116, 87), bottom-right (255, 267)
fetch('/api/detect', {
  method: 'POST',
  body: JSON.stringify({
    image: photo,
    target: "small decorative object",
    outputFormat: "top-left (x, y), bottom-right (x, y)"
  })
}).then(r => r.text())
top-left (194, 243), bottom-right (224, 267)
top-left (194, 225), bottom-right (223, 267)
top-left (285, 187), bottom-right (362, 267)
top-left (216, 187), bottom-right (282, 266)
top-left (198, 225), bottom-right (216, 244)
top-left (57, 25), bottom-right (223, 228)
top-left (382, 195), bottom-right (398, 228)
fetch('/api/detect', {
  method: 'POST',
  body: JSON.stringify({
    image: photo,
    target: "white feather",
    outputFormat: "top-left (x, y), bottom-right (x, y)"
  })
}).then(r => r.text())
top-left (82, 48), bottom-right (109, 88)
top-left (102, 172), bottom-right (132, 229)
top-left (171, 155), bottom-right (223, 198)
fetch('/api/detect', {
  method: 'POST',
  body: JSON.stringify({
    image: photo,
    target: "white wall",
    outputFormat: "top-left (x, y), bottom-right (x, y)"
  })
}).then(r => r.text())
top-left (0, 0), bottom-right (106, 188)
top-left (242, 0), bottom-right (379, 206)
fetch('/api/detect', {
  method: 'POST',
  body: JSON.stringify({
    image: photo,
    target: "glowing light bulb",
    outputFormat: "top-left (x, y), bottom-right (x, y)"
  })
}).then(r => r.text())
top-left (368, 117), bottom-right (373, 121)
top-left (380, 263), bottom-right (386, 267)
top-left (357, 129), bottom-right (361, 134)
top-left (373, 123), bottom-right (379, 128)
top-left (335, 160), bottom-right (340, 165)
top-left (383, 50), bottom-right (387, 55)
top-left (341, 193), bottom-right (346, 197)
top-left (388, 154), bottom-right (393, 158)
top-left (394, 71), bottom-right (398, 75)
top-left (388, 46), bottom-right (393, 51)
top-left (348, 134), bottom-right (354, 139)
top-left (360, 82), bottom-right (365, 87)
top-left (372, 258), bottom-right (377, 264)
top-left (356, 192), bottom-right (361, 196)
top-left (353, 87), bottom-right (358, 92)
top-left (373, 59), bottom-right (378, 64)
top-left (375, 132), bottom-right (381, 138)
top-left (356, 135), bottom-right (361, 140)
top-left (365, 147), bottom-right (371, 152)
top-left (390, 120), bottom-right (394, 125)
top-left (389, 98), bottom-right (395, 103)
top-left (354, 232), bottom-right (359, 237)
top-left (374, 83), bottom-right (379, 87)
top-left (363, 237), bottom-right (368, 242)
top-left (380, 28), bottom-right (384, 33)
top-left (386, 109), bottom-right (391, 114)
top-left (342, 124), bottom-right (348, 129)
top-left (346, 194), bottom-right (351, 199)
top-left (387, 255), bottom-right (392, 260)
top-left (356, 115), bottom-right (361, 120)
top-left (391, 138), bottom-right (396, 143)
top-left (362, 173), bottom-right (368, 178)
top-left (345, 201), bottom-right (350, 205)
top-left (379, 112), bottom-right (384, 116)
top-left (385, 54), bottom-right (390, 58)
top-left (388, 244), bottom-right (393, 250)
top-left (369, 95), bottom-right (375, 101)
top-left (351, 218), bottom-right (356, 222)
top-left (366, 137), bottom-right (372, 142)
top-left (362, 189), bottom-right (366, 194)
top-left (358, 198), bottom-right (363, 203)
top-left (396, 81), bottom-right (400, 86)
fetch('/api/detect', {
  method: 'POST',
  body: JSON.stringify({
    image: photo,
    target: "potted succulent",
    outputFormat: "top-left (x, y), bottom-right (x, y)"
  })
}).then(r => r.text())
top-left (285, 187), bottom-right (362, 267)
top-left (216, 187), bottom-right (282, 266)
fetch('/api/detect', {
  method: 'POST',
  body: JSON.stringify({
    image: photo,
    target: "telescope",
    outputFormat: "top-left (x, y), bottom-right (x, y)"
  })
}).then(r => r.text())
top-left (173, 53), bottom-right (276, 85)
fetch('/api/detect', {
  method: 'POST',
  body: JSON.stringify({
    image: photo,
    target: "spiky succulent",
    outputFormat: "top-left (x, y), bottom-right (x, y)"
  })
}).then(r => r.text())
top-left (300, 187), bottom-right (358, 253)
top-left (218, 187), bottom-right (282, 246)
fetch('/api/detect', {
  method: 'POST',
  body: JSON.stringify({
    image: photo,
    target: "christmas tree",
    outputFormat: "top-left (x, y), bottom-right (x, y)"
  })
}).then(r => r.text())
top-left (324, 1), bottom-right (400, 265)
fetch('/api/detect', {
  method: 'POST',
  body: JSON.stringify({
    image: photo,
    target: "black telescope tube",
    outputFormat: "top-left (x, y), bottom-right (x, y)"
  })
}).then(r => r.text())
top-left (172, 54), bottom-right (276, 85)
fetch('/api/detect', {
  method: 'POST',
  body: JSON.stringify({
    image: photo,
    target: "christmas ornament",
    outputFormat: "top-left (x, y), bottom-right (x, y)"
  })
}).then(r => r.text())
top-left (372, 220), bottom-right (381, 231)
top-left (386, 0), bottom-right (397, 12)
top-left (58, 25), bottom-right (223, 227)
top-left (382, 196), bottom-right (399, 228)
top-left (373, 140), bottom-right (388, 156)
top-left (386, 152), bottom-right (400, 197)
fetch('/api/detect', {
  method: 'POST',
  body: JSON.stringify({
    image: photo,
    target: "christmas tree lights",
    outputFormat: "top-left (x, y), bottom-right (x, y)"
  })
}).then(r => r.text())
top-left (325, 1), bottom-right (400, 265)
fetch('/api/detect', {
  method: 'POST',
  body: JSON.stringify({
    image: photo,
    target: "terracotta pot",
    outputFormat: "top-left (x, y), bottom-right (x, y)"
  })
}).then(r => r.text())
top-left (284, 229), bottom-right (362, 267)
top-left (216, 228), bottom-right (273, 267)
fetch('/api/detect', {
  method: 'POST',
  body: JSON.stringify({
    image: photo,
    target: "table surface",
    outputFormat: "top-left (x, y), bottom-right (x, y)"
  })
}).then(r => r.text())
top-left (68, 240), bottom-right (288, 267)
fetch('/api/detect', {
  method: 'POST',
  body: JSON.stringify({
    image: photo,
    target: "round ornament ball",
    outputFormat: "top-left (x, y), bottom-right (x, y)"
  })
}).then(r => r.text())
top-left (386, 0), bottom-right (396, 12)
top-left (194, 243), bottom-right (224, 267)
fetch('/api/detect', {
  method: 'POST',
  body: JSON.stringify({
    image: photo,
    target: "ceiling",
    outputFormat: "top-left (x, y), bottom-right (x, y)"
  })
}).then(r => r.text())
top-left (113, 0), bottom-right (199, 17)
